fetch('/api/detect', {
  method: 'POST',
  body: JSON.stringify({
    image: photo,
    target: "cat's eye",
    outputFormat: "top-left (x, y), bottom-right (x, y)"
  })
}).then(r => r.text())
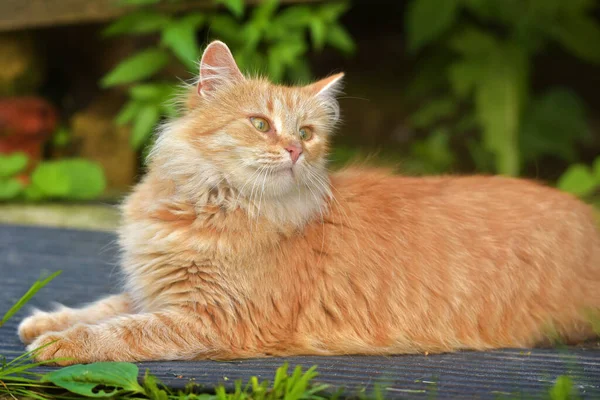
top-left (250, 117), bottom-right (270, 133)
top-left (299, 127), bottom-right (313, 141)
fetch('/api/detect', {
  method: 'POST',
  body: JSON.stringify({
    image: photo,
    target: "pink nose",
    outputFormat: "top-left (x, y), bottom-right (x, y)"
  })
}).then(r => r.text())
top-left (284, 143), bottom-right (303, 164)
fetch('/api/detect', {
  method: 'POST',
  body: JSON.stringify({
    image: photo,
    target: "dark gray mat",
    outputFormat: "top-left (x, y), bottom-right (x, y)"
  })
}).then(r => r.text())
top-left (1, 223), bottom-right (599, 399)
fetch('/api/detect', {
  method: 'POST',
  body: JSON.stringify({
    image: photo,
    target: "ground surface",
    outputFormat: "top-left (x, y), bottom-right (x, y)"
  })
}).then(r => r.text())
top-left (1, 224), bottom-right (600, 399)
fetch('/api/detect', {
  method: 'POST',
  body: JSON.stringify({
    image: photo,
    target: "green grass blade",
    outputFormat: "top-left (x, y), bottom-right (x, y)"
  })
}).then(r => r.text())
top-left (1, 271), bottom-right (62, 325)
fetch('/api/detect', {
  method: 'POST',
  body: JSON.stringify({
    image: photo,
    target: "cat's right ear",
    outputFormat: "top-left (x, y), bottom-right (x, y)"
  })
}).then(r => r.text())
top-left (198, 41), bottom-right (245, 97)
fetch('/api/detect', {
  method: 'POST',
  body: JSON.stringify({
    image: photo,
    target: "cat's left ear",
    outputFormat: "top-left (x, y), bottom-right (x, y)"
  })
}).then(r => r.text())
top-left (198, 41), bottom-right (245, 97)
top-left (305, 72), bottom-right (345, 98)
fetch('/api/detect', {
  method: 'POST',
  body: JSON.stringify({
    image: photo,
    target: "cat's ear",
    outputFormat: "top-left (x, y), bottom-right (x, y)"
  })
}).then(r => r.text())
top-left (305, 73), bottom-right (344, 98)
top-left (198, 41), bottom-right (244, 97)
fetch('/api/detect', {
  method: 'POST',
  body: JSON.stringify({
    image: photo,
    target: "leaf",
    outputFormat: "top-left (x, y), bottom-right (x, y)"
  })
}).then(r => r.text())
top-left (42, 362), bottom-right (144, 398)
top-left (326, 24), bottom-right (355, 55)
top-left (317, 2), bottom-right (349, 22)
top-left (520, 88), bottom-right (589, 163)
top-left (130, 83), bottom-right (176, 102)
top-left (1, 271), bottom-right (61, 325)
top-left (406, 0), bottom-right (460, 52)
top-left (215, 0), bottom-right (245, 18)
top-left (52, 126), bottom-right (71, 147)
top-left (447, 59), bottom-right (485, 99)
top-left (115, 100), bottom-right (142, 125)
top-left (101, 49), bottom-right (170, 87)
top-left (273, 5), bottom-right (313, 28)
top-left (593, 157), bottom-right (600, 182)
top-left (31, 162), bottom-right (70, 197)
top-left (474, 45), bottom-right (527, 175)
top-left (32, 159), bottom-right (106, 200)
top-left (410, 97), bottom-right (458, 129)
top-left (557, 164), bottom-right (597, 197)
top-left (161, 14), bottom-right (205, 70)
top-left (0, 178), bottom-right (24, 200)
top-left (209, 15), bottom-right (243, 43)
top-left (0, 152), bottom-right (28, 179)
top-left (131, 105), bottom-right (161, 150)
top-left (410, 128), bottom-right (456, 173)
top-left (549, 376), bottom-right (576, 400)
top-left (449, 27), bottom-right (497, 56)
top-left (102, 11), bottom-right (171, 37)
top-left (287, 59), bottom-right (312, 84)
top-left (23, 183), bottom-right (44, 201)
top-left (310, 19), bottom-right (326, 51)
top-left (550, 15), bottom-right (600, 64)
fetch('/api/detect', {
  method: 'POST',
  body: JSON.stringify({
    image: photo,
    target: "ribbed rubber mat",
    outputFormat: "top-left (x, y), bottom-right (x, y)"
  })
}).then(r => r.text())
top-left (1, 224), bottom-right (599, 399)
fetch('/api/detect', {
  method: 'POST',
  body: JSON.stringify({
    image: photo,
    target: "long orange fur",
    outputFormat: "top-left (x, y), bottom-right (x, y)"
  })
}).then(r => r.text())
top-left (19, 41), bottom-right (600, 365)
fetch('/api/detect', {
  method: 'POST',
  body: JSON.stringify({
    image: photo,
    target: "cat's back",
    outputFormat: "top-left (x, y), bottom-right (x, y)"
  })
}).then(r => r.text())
top-left (330, 167), bottom-right (597, 228)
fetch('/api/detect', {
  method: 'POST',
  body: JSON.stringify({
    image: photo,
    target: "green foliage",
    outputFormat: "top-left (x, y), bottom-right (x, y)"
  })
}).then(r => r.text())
top-left (31, 159), bottom-right (106, 200)
top-left (405, 0), bottom-right (600, 177)
top-left (557, 156), bottom-right (600, 198)
top-left (0, 151), bottom-right (106, 202)
top-left (549, 376), bottom-right (579, 400)
top-left (43, 363), bottom-right (145, 397)
top-left (1, 271), bottom-right (61, 327)
top-left (102, 0), bottom-right (354, 150)
top-left (101, 48), bottom-right (170, 87)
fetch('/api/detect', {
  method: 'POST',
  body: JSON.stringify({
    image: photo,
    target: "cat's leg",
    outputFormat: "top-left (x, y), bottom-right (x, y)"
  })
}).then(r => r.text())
top-left (27, 311), bottom-right (221, 366)
top-left (18, 294), bottom-right (132, 344)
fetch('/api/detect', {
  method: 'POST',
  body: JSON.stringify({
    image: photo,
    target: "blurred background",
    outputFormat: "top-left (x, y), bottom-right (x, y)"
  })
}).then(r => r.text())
top-left (0, 0), bottom-right (599, 230)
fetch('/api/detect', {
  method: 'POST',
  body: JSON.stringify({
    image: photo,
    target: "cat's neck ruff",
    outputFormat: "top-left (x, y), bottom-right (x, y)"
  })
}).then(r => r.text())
top-left (151, 147), bottom-right (331, 231)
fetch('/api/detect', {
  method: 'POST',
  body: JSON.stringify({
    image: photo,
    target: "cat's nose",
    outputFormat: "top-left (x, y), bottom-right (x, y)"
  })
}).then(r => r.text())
top-left (284, 143), bottom-right (303, 164)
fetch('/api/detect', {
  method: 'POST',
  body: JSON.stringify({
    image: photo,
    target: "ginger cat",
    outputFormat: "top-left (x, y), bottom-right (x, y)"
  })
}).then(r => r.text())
top-left (19, 41), bottom-right (600, 365)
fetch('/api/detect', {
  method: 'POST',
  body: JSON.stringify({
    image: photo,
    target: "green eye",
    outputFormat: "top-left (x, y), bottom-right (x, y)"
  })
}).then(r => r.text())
top-left (251, 117), bottom-right (270, 132)
top-left (299, 127), bottom-right (313, 141)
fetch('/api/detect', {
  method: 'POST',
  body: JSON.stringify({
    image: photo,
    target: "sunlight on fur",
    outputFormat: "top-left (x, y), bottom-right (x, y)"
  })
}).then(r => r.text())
top-left (18, 40), bottom-right (600, 365)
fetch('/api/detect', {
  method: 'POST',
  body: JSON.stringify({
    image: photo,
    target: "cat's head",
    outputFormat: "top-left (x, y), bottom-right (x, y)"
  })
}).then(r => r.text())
top-left (151, 41), bottom-right (343, 211)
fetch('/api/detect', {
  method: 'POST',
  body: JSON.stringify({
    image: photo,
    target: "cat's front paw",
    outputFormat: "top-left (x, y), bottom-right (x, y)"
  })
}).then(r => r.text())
top-left (18, 310), bottom-right (70, 345)
top-left (27, 325), bottom-right (93, 366)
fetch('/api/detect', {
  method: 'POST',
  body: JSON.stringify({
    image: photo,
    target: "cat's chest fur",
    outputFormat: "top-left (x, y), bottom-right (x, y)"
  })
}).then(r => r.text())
top-left (118, 178), bottom-right (290, 313)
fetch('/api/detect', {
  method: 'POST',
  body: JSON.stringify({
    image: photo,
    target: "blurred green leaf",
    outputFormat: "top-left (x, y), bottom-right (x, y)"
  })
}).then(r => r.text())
top-left (252, 0), bottom-right (279, 24)
top-left (102, 11), bottom-right (171, 37)
top-left (550, 15), bottom-right (600, 64)
top-left (0, 152), bottom-right (28, 179)
top-left (558, 164), bottom-right (597, 197)
top-left (215, 0), bottom-right (245, 19)
top-left (161, 15), bottom-right (205, 70)
top-left (593, 157), bottom-right (600, 182)
top-left (273, 5), bottom-right (313, 28)
top-left (520, 88), bottom-right (589, 163)
top-left (131, 105), bottom-right (161, 150)
top-left (43, 362), bottom-right (144, 398)
top-left (549, 376), bottom-right (576, 400)
top-left (326, 24), bottom-right (355, 55)
top-left (310, 19), bottom-right (326, 51)
top-left (410, 97), bottom-right (458, 129)
top-left (317, 2), bottom-right (349, 23)
top-left (474, 46), bottom-right (527, 176)
top-left (32, 160), bottom-right (106, 200)
top-left (101, 49), bottom-right (170, 87)
top-left (0, 178), bottom-right (24, 200)
top-left (406, 0), bottom-right (460, 52)
top-left (23, 183), bottom-right (44, 201)
top-left (116, 100), bottom-right (142, 125)
top-left (449, 27), bottom-right (497, 55)
top-left (447, 59), bottom-right (485, 98)
top-left (410, 128), bottom-right (456, 173)
top-left (287, 59), bottom-right (312, 84)
top-left (130, 83), bottom-right (176, 102)
top-left (52, 126), bottom-right (71, 147)
top-left (210, 15), bottom-right (243, 43)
